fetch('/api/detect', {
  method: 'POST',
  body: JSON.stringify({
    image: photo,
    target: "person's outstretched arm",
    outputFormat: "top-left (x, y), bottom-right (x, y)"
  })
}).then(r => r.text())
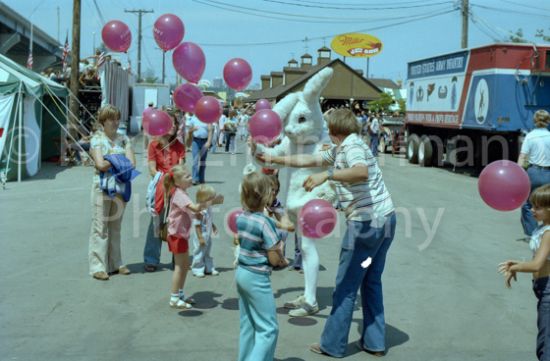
top-left (256, 152), bottom-right (330, 168)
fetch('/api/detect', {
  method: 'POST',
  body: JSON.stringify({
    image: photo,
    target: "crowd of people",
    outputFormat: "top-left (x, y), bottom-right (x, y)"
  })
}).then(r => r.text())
top-left (82, 100), bottom-right (550, 360)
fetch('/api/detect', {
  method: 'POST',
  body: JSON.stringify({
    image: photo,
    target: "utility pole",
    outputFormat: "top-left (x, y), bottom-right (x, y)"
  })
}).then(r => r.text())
top-left (69, 0), bottom-right (81, 138)
top-left (125, 8), bottom-right (153, 82)
top-left (461, 0), bottom-right (469, 49)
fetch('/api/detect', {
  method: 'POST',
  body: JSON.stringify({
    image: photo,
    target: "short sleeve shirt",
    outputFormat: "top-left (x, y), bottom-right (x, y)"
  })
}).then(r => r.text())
top-left (237, 211), bottom-right (279, 274)
top-left (521, 128), bottom-right (550, 167)
top-left (147, 140), bottom-right (185, 174)
top-left (90, 131), bottom-right (131, 180)
top-left (188, 116), bottom-right (209, 139)
top-left (320, 133), bottom-right (394, 222)
top-left (167, 188), bottom-right (194, 239)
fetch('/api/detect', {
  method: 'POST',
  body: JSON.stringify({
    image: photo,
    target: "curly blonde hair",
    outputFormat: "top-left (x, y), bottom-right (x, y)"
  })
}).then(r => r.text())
top-left (534, 110), bottom-right (550, 128)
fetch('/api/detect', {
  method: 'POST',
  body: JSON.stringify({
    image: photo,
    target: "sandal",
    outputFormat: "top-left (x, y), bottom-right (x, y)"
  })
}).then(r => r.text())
top-left (309, 343), bottom-right (330, 356)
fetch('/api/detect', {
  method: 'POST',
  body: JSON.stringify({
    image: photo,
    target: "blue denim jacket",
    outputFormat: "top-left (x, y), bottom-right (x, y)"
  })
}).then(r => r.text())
top-left (99, 154), bottom-right (140, 202)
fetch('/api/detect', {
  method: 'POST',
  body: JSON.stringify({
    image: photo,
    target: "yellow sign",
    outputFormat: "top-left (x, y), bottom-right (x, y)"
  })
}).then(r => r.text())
top-left (330, 33), bottom-right (383, 58)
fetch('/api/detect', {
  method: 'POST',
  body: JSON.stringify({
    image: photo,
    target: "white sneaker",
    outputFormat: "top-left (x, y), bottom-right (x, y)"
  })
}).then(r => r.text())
top-left (208, 269), bottom-right (220, 276)
top-left (284, 295), bottom-right (305, 309)
top-left (169, 298), bottom-right (192, 309)
top-left (288, 302), bottom-right (319, 317)
top-left (193, 272), bottom-right (205, 278)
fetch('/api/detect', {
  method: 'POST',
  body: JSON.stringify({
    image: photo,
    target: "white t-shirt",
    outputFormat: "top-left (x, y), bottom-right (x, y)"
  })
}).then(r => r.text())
top-left (521, 128), bottom-right (550, 166)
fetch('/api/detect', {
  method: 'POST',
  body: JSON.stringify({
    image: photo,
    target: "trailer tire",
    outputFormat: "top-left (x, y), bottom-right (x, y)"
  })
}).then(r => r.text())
top-left (407, 134), bottom-right (420, 164)
top-left (418, 136), bottom-right (433, 167)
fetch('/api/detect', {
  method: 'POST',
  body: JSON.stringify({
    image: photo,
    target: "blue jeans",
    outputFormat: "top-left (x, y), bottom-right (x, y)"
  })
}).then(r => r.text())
top-left (370, 134), bottom-right (379, 156)
top-left (320, 213), bottom-right (396, 357)
top-left (522, 166), bottom-right (550, 236)
top-left (192, 137), bottom-right (209, 183)
top-left (143, 216), bottom-right (162, 265)
top-left (236, 266), bottom-right (278, 361)
top-left (533, 277), bottom-right (550, 361)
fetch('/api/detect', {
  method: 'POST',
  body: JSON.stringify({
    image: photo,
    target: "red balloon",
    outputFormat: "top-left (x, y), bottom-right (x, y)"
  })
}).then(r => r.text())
top-left (172, 42), bottom-right (206, 83)
top-left (299, 199), bottom-right (338, 239)
top-left (255, 99), bottom-right (271, 111)
top-left (195, 96), bottom-right (222, 124)
top-left (249, 109), bottom-right (282, 144)
top-left (173, 83), bottom-right (203, 113)
top-left (153, 14), bottom-right (185, 51)
top-left (223, 58), bottom-right (252, 91)
top-left (226, 208), bottom-right (244, 235)
top-left (144, 110), bottom-right (173, 136)
top-left (478, 160), bottom-right (530, 211)
top-left (101, 20), bottom-right (132, 53)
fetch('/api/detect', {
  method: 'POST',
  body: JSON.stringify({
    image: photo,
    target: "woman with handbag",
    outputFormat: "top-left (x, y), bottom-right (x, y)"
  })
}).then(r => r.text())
top-left (143, 113), bottom-right (185, 272)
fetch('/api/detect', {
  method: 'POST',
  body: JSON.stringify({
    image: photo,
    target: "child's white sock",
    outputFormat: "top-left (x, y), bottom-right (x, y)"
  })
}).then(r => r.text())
top-left (170, 293), bottom-right (179, 303)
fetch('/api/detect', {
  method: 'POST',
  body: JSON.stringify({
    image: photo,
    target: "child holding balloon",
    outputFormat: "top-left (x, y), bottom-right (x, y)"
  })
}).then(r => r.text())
top-left (163, 165), bottom-right (223, 309)
top-left (265, 175), bottom-right (295, 254)
top-left (235, 172), bottom-right (288, 361)
top-left (499, 184), bottom-right (550, 361)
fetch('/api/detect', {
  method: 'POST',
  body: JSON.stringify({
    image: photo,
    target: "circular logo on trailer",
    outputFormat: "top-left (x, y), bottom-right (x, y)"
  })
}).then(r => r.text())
top-left (474, 78), bottom-right (489, 125)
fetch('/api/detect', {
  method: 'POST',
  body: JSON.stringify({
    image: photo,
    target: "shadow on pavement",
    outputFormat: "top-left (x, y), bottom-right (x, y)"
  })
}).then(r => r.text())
top-left (178, 309), bottom-right (203, 317)
top-left (221, 297), bottom-right (239, 310)
top-left (190, 291), bottom-right (223, 309)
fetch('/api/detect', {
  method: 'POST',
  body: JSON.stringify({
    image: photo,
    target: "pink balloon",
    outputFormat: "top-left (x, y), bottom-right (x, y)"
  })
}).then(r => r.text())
top-left (223, 58), bottom-right (252, 91)
top-left (142, 107), bottom-right (155, 131)
top-left (478, 160), bottom-right (530, 211)
top-left (153, 14), bottom-right (185, 51)
top-left (173, 83), bottom-right (203, 113)
top-left (248, 109), bottom-right (282, 144)
top-left (195, 96), bottom-right (222, 124)
top-left (298, 199), bottom-right (337, 239)
top-left (255, 99), bottom-right (271, 111)
top-left (226, 209), bottom-right (244, 235)
top-left (144, 110), bottom-right (173, 136)
top-left (172, 42), bottom-right (205, 83)
top-left (101, 20), bottom-right (132, 53)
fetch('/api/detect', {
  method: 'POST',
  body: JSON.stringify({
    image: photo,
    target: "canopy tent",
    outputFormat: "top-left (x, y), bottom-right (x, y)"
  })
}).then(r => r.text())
top-left (0, 54), bottom-right (68, 181)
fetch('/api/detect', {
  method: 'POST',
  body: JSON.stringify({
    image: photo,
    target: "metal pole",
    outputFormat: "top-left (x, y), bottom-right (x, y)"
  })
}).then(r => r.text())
top-left (17, 89), bottom-right (22, 182)
top-left (461, 0), bottom-right (469, 49)
top-left (366, 58), bottom-right (370, 78)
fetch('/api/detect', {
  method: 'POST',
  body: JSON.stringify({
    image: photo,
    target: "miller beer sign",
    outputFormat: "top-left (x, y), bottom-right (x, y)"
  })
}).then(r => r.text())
top-left (330, 33), bottom-right (383, 58)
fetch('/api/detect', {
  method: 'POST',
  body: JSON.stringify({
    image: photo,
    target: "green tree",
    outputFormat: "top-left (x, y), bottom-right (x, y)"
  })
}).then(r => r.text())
top-left (142, 68), bottom-right (159, 84)
top-left (536, 28), bottom-right (550, 42)
top-left (367, 92), bottom-right (395, 113)
top-left (397, 98), bottom-right (406, 114)
top-left (509, 28), bottom-right (526, 43)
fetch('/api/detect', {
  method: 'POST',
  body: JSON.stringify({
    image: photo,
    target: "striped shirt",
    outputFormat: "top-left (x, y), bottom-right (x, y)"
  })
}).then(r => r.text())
top-left (237, 211), bottom-right (279, 274)
top-left (320, 133), bottom-right (394, 222)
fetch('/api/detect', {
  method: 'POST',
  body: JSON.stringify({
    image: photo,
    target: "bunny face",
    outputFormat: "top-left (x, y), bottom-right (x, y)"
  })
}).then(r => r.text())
top-left (273, 67), bottom-right (334, 145)
top-left (283, 94), bottom-right (324, 144)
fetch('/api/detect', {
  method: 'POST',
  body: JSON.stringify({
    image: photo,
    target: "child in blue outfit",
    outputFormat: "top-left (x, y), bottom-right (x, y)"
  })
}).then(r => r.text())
top-left (191, 185), bottom-right (219, 278)
top-left (500, 184), bottom-right (550, 361)
top-left (235, 172), bottom-right (288, 361)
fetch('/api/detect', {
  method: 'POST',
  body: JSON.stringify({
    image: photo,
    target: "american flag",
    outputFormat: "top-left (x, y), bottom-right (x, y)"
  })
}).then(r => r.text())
top-left (97, 51), bottom-right (106, 68)
top-left (61, 32), bottom-right (70, 73)
top-left (26, 51), bottom-right (33, 70)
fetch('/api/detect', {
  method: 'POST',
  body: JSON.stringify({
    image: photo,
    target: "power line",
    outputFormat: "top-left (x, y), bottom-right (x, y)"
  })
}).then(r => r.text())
top-left (469, 11), bottom-right (503, 42)
top-left (196, 8), bottom-right (457, 47)
top-left (293, 0), bottom-right (446, 6)
top-left (471, 3), bottom-right (550, 19)
top-left (260, 0), bottom-right (455, 10)
top-left (193, 0), bottom-right (454, 23)
top-left (501, 0), bottom-right (550, 14)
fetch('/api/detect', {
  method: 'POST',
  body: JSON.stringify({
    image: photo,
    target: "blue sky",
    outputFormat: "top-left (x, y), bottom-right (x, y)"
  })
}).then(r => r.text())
top-left (3, 0), bottom-right (549, 86)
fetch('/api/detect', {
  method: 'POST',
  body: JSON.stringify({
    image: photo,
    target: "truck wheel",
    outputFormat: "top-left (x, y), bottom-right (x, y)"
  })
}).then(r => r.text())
top-left (418, 136), bottom-right (433, 167)
top-left (407, 134), bottom-right (420, 164)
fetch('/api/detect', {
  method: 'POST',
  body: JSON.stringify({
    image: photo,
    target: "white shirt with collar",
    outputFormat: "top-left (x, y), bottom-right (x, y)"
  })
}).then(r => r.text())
top-left (521, 128), bottom-right (550, 167)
